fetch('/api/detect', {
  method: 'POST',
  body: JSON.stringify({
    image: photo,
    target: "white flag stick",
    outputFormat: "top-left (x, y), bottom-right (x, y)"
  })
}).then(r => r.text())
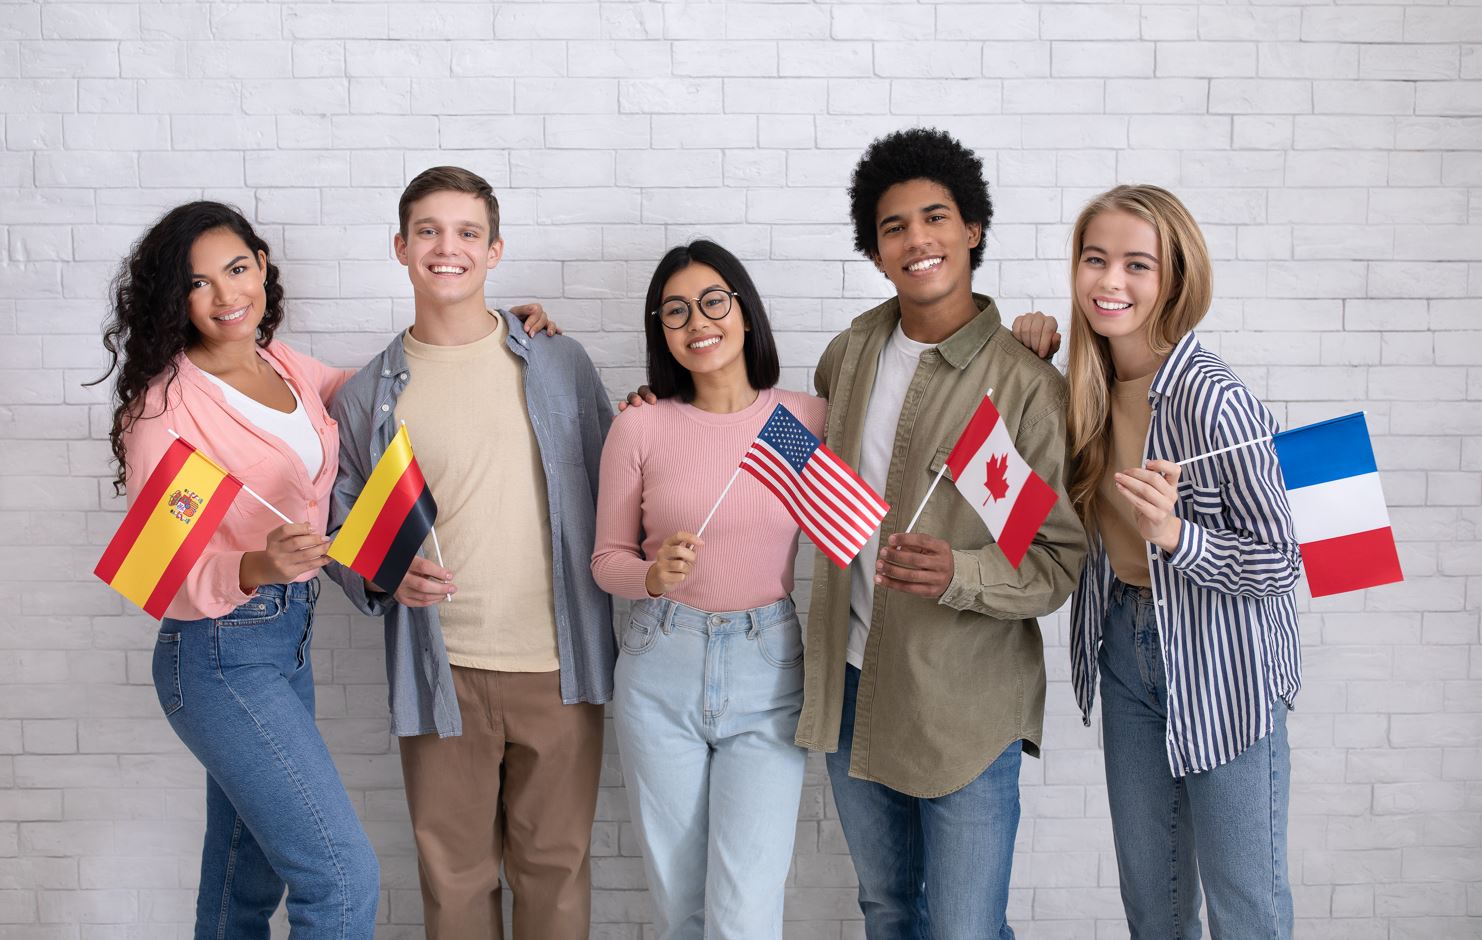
top-left (1176, 435), bottom-right (1273, 468)
top-left (901, 387), bottom-right (991, 535)
top-left (167, 428), bottom-right (294, 525)
top-left (427, 524), bottom-right (453, 603)
top-left (696, 466), bottom-right (742, 539)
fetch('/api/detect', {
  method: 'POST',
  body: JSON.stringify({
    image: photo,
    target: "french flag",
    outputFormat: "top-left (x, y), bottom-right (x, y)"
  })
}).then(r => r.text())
top-left (1272, 412), bottom-right (1403, 598)
top-left (944, 392), bottom-right (1058, 568)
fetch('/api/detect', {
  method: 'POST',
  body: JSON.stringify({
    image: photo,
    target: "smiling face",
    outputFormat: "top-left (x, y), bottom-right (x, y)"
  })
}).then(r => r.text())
top-left (1074, 209), bottom-right (1163, 348)
top-left (658, 261), bottom-right (750, 386)
top-left (871, 178), bottom-right (982, 312)
top-left (185, 227), bottom-right (268, 347)
top-left (394, 189), bottom-right (503, 311)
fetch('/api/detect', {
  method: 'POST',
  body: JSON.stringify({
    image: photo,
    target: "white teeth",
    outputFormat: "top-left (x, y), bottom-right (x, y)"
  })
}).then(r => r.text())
top-left (908, 257), bottom-right (942, 272)
top-left (215, 308), bottom-right (246, 322)
top-left (1095, 299), bottom-right (1131, 311)
top-left (688, 336), bottom-right (721, 350)
top-left (429, 265), bottom-right (466, 275)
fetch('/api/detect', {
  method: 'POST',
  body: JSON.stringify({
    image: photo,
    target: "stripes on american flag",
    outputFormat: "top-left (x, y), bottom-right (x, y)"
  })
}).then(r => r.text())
top-left (739, 404), bottom-right (888, 569)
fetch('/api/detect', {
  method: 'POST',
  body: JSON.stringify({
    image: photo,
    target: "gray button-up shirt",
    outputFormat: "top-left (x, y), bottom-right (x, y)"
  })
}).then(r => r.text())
top-left (326, 310), bottom-right (616, 737)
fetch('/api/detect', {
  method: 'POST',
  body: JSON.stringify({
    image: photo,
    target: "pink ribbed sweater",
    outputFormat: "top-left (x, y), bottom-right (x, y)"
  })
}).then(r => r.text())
top-left (591, 387), bottom-right (827, 613)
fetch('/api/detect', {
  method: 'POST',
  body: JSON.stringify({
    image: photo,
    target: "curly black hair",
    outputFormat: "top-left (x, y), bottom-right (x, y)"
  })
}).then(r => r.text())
top-left (88, 202), bottom-right (285, 495)
top-left (848, 127), bottom-right (994, 270)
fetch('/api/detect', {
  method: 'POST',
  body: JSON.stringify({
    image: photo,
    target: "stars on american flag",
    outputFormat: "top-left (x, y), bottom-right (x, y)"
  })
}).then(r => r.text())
top-left (756, 407), bottom-right (820, 475)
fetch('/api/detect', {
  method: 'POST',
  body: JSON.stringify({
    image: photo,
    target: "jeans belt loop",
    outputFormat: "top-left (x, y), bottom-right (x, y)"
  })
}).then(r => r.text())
top-left (660, 599), bottom-right (676, 636)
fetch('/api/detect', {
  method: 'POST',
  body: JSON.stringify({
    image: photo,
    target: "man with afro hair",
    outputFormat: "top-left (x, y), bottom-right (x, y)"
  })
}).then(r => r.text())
top-left (793, 127), bottom-right (1086, 938)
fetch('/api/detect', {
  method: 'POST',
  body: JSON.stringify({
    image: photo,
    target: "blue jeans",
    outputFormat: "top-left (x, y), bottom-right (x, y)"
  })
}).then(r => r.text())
top-left (827, 664), bottom-right (1021, 940)
top-left (156, 580), bottom-right (379, 940)
top-left (1099, 580), bottom-right (1293, 940)
top-left (612, 596), bottom-right (806, 940)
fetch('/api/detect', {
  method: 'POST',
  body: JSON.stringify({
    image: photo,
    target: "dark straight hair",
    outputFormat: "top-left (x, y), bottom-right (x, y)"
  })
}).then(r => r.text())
top-left (643, 240), bottom-right (780, 402)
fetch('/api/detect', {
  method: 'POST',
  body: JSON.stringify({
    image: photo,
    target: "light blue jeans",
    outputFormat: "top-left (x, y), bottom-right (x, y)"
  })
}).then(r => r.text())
top-left (156, 580), bottom-right (379, 940)
top-left (612, 596), bottom-right (807, 940)
top-left (827, 664), bottom-right (1022, 940)
top-left (1099, 579), bottom-right (1293, 940)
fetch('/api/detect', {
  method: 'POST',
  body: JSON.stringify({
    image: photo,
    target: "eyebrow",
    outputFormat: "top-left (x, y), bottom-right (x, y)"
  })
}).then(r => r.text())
top-left (1082, 244), bottom-right (1159, 262)
top-left (662, 283), bottom-right (727, 301)
top-left (877, 203), bottom-right (953, 229)
top-left (411, 217), bottom-right (486, 232)
top-left (190, 255), bottom-right (250, 279)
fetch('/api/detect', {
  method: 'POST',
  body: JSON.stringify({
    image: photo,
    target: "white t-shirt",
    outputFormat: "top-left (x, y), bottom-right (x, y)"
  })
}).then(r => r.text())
top-left (200, 370), bottom-right (323, 479)
top-left (846, 323), bottom-right (935, 669)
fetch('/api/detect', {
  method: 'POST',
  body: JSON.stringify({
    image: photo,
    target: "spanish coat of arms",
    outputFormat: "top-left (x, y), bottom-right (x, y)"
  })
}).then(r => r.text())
top-left (167, 489), bottom-right (202, 523)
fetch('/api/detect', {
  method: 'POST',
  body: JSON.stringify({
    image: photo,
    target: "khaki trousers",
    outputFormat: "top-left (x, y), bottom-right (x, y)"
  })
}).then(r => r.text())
top-left (399, 666), bottom-right (604, 940)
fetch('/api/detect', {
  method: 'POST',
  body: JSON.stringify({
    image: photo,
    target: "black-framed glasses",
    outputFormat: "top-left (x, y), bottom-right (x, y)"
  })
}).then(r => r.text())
top-left (650, 288), bottom-right (738, 330)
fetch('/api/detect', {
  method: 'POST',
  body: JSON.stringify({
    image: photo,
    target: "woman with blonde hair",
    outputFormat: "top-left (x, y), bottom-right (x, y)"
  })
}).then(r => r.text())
top-left (1015, 185), bottom-right (1302, 938)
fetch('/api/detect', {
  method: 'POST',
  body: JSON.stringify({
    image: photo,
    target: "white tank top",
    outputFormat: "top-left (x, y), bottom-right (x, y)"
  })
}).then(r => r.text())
top-left (200, 370), bottom-right (324, 479)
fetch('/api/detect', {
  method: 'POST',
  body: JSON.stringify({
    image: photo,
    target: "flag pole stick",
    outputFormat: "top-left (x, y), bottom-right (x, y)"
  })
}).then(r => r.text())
top-left (696, 466), bottom-right (742, 539)
top-left (902, 387), bottom-right (992, 535)
top-left (427, 525), bottom-right (453, 603)
top-left (167, 429), bottom-right (294, 524)
top-left (398, 420), bottom-right (452, 603)
top-left (904, 466), bottom-right (947, 535)
top-left (1176, 435), bottom-right (1273, 468)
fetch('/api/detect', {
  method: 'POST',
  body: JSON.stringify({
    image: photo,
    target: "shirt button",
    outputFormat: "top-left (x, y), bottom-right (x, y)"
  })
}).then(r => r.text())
top-left (381, 404), bottom-right (390, 412)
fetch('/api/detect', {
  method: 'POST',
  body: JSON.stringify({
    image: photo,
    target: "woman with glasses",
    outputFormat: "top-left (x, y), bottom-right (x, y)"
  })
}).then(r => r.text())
top-left (591, 241), bottom-right (824, 939)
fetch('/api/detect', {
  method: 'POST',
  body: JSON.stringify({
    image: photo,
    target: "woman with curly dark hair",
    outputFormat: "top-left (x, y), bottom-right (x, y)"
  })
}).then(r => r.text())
top-left (96, 201), bottom-right (381, 938)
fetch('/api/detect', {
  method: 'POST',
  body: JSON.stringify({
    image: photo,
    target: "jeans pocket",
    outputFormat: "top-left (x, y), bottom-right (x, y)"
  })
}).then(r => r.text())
top-left (152, 632), bottom-right (184, 716)
top-left (216, 592), bottom-right (285, 627)
top-left (621, 607), bottom-right (662, 656)
top-left (754, 620), bottom-right (803, 669)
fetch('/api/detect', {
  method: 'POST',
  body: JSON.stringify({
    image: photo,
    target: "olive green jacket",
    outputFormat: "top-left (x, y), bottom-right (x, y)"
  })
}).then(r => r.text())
top-left (795, 294), bottom-right (1086, 797)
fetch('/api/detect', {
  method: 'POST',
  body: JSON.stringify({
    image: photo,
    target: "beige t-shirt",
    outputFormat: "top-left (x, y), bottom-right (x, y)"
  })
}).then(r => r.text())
top-left (396, 316), bottom-right (560, 673)
top-left (1096, 369), bottom-right (1157, 588)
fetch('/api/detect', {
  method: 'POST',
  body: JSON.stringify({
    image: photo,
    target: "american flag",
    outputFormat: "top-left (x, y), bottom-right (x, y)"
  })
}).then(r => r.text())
top-left (740, 404), bottom-right (889, 569)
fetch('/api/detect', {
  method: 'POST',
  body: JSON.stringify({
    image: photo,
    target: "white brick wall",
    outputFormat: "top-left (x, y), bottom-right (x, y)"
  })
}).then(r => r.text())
top-left (1, 0), bottom-right (1479, 937)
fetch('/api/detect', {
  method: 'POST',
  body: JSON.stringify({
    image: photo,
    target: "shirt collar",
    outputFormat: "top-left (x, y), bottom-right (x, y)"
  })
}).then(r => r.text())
top-left (1149, 331), bottom-right (1203, 400)
top-left (865, 293), bottom-right (1002, 370)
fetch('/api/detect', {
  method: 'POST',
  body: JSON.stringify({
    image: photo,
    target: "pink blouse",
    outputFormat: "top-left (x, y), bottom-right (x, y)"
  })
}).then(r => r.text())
top-left (591, 387), bottom-right (827, 613)
top-left (121, 341), bottom-right (353, 621)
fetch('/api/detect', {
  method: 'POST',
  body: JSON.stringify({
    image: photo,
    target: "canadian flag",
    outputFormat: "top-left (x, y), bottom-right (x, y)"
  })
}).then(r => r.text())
top-left (944, 392), bottom-right (1059, 568)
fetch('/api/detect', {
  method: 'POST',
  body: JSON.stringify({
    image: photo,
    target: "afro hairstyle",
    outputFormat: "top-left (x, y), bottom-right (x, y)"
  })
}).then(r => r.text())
top-left (848, 127), bottom-right (993, 271)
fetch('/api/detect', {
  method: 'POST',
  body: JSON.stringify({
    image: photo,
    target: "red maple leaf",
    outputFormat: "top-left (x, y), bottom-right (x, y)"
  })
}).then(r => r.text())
top-left (982, 453), bottom-right (1010, 505)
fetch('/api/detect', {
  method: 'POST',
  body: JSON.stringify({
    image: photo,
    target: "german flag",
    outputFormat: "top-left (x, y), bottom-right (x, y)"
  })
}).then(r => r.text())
top-left (328, 424), bottom-right (437, 593)
top-left (96, 436), bottom-right (243, 619)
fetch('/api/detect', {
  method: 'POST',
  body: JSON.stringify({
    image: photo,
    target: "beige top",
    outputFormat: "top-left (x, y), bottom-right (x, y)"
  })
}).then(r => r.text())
top-left (396, 316), bottom-right (559, 673)
top-left (1096, 369), bottom-right (1157, 588)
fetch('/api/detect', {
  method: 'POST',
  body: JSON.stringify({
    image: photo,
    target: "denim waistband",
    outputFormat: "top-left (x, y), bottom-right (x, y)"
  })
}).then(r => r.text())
top-left (252, 577), bottom-right (321, 604)
top-left (1111, 577), bottom-right (1153, 605)
top-left (634, 595), bottom-right (796, 636)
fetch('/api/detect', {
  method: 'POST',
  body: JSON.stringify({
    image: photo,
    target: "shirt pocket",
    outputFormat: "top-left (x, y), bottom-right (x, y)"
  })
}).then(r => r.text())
top-left (1177, 477), bottom-right (1224, 519)
top-left (914, 445), bottom-right (978, 544)
top-left (541, 393), bottom-right (587, 465)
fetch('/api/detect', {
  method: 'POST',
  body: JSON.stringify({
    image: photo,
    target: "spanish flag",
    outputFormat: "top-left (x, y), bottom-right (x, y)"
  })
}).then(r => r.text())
top-left (328, 424), bottom-right (437, 593)
top-left (95, 437), bottom-right (243, 619)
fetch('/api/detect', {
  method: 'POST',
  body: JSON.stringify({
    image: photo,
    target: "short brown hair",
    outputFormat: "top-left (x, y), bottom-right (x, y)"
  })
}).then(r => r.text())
top-left (398, 166), bottom-right (500, 243)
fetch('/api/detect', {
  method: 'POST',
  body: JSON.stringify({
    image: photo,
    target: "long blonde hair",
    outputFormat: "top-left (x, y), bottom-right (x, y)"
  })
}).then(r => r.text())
top-left (1066, 185), bottom-right (1213, 528)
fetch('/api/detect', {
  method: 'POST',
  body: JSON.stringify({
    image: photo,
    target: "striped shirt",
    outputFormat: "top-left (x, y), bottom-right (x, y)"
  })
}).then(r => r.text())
top-left (1070, 332), bottom-right (1303, 777)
